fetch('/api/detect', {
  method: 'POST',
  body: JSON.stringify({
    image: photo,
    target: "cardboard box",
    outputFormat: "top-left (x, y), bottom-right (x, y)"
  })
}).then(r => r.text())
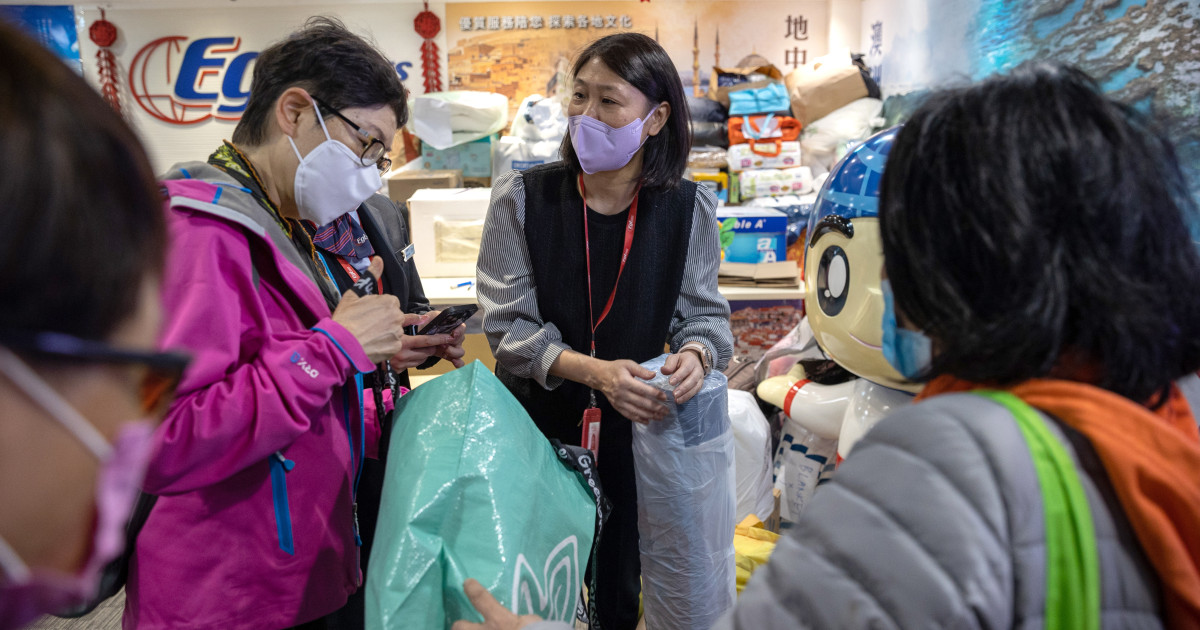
top-left (385, 169), bottom-right (463, 207)
top-left (716, 207), bottom-right (788, 263)
top-left (407, 187), bottom-right (492, 277)
top-left (419, 134), bottom-right (496, 178)
top-left (718, 261), bottom-right (799, 287)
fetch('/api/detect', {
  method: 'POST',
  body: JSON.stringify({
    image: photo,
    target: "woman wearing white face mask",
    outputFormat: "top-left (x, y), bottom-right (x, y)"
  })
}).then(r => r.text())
top-left (121, 18), bottom-right (433, 630)
top-left (0, 23), bottom-right (186, 629)
top-left (476, 32), bottom-right (733, 629)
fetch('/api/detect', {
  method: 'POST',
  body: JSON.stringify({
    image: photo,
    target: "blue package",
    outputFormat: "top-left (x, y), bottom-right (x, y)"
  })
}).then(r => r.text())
top-left (716, 207), bottom-right (788, 263)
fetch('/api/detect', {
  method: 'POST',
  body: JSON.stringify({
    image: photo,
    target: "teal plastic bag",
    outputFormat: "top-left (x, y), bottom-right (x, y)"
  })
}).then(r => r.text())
top-left (366, 362), bottom-right (596, 629)
top-left (728, 82), bottom-right (790, 115)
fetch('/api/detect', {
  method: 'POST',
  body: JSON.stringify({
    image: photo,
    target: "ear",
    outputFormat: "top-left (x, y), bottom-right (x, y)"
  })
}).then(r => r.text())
top-left (275, 87), bottom-right (315, 139)
top-left (645, 101), bottom-right (671, 137)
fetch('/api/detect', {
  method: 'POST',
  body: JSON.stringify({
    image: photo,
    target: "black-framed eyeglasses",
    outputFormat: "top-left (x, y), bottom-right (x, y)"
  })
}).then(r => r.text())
top-left (312, 95), bottom-right (393, 174)
top-left (0, 330), bottom-right (191, 418)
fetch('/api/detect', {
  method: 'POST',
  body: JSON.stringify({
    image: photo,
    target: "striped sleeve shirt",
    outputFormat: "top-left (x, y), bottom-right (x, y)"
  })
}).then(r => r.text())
top-left (476, 169), bottom-right (733, 390)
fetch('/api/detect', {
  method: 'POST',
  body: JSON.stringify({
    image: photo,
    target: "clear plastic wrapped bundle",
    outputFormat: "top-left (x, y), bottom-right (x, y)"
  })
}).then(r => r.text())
top-left (633, 354), bottom-right (736, 630)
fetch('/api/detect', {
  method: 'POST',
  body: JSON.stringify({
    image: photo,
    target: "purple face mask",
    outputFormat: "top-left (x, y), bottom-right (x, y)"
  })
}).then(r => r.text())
top-left (568, 111), bottom-right (653, 174)
top-left (0, 348), bottom-right (155, 628)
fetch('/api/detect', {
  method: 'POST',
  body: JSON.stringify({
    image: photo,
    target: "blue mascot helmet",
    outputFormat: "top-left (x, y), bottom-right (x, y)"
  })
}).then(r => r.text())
top-left (807, 125), bottom-right (900, 242)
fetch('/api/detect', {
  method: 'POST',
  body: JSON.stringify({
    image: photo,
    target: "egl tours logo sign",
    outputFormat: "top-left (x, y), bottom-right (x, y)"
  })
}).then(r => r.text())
top-left (128, 35), bottom-right (415, 125)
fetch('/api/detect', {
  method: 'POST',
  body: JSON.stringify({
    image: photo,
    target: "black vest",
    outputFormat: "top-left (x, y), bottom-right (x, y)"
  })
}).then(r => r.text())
top-left (497, 162), bottom-right (696, 446)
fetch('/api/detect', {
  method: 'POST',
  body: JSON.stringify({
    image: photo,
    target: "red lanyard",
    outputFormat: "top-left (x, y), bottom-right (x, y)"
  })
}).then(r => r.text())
top-left (580, 174), bottom-right (639, 358)
top-left (335, 257), bottom-right (383, 295)
top-left (337, 258), bottom-right (362, 283)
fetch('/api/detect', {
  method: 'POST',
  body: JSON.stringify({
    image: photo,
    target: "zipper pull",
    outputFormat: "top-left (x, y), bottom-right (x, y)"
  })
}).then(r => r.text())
top-left (352, 501), bottom-right (362, 547)
top-left (273, 451), bottom-right (295, 471)
top-left (352, 502), bottom-right (363, 587)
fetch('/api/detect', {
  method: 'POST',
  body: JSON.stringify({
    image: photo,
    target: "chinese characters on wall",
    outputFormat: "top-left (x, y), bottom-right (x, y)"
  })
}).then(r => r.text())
top-left (868, 20), bottom-right (883, 83)
top-left (784, 14), bottom-right (808, 68)
top-left (459, 13), bottom-right (633, 31)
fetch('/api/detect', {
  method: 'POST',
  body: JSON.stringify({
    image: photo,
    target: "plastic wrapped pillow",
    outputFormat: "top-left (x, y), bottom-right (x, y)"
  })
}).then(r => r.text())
top-left (633, 354), bottom-right (736, 630)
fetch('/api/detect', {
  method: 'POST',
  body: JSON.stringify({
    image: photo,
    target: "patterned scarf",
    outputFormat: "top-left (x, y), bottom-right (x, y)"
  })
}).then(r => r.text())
top-left (311, 214), bottom-right (376, 262)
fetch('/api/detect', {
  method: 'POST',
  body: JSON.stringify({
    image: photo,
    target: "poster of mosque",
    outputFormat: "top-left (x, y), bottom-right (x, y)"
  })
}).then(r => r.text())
top-left (445, 1), bottom-right (828, 117)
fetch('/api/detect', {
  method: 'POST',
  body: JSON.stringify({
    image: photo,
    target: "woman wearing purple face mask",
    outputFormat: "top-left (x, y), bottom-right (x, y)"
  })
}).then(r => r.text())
top-left (0, 22), bottom-right (185, 629)
top-left (477, 32), bottom-right (733, 629)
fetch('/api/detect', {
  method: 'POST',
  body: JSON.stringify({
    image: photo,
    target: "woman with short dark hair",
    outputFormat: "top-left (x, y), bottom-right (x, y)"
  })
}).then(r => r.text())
top-left (123, 17), bottom-right (437, 629)
top-left (476, 32), bottom-right (733, 629)
top-left (0, 21), bottom-right (185, 629)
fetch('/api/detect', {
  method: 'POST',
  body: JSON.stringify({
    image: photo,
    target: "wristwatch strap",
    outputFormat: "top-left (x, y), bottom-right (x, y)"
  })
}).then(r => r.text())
top-left (680, 341), bottom-right (714, 374)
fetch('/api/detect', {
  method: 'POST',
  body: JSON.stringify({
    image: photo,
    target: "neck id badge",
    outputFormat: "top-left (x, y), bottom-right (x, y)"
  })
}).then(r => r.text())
top-left (582, 404), bottom-right (601, 466)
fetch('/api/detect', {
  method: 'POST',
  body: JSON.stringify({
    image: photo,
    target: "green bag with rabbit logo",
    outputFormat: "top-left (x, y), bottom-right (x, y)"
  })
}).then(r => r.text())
top-left (366, 362), bottom-right (597, 629)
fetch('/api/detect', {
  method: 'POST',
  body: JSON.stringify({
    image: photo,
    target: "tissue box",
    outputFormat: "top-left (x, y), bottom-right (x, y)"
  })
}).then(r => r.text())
top-left (420, 135), bottom-right (496, 179)
top-left (407, 187), bottom-right (492, 277)
top-left (716, 207), bottom-right (788, 263)
top-left (385, 169), bottom-right (463, 207)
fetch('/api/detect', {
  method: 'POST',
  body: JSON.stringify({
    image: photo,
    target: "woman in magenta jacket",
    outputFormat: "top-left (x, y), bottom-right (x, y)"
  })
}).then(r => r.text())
top-left (123, 19), bottom-right (444, 629)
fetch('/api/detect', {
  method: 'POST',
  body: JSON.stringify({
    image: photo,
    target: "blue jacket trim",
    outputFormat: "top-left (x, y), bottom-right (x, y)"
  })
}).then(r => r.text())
top-left (268, 451), bottom-right (295, 555)
top-left (311, 326), bottom-right (372, 375)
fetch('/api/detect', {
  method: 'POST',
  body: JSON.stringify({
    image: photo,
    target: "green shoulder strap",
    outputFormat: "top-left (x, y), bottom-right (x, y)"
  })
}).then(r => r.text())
top-left (974, 390), bottom-right (1100, 630)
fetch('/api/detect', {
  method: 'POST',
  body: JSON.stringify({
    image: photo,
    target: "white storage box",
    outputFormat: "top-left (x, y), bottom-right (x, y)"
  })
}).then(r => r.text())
top-left (407, 187), bottom-right (492, 278)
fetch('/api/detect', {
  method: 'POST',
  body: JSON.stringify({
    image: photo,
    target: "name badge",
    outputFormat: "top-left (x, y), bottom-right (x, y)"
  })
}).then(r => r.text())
top-left (402, 243), bottom-right (415, 262)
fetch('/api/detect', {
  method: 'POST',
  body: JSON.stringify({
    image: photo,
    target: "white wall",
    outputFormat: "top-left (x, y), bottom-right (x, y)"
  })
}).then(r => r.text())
top-left (828, 0), bottom-right (861, 54)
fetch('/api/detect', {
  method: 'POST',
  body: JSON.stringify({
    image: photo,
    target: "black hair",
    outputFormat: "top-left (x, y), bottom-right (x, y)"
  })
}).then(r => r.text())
top-left (232, 16), bottom-right (407, 146)
top-left (0, 21), bottom-right (165, 341)
top-left (879, 61), bottom-right (1200, 404)
top-left (561, 32), bottom-right (691, 191)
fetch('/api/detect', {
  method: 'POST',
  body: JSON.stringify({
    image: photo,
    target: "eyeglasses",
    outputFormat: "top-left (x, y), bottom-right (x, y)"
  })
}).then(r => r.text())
top-left (311, 95), bottom-right (393, 173)
top-left (0, 330), bottom-right (190, 419)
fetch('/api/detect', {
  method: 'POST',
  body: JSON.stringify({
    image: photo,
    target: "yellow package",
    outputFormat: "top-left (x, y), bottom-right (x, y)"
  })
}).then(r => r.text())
top-left (734, 515), bottom-right (780, 594)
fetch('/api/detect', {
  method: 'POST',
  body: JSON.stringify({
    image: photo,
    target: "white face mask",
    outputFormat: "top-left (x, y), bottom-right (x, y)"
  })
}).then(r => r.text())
top-left (287, 99), bottom-right (384, 226)
top-left (0, 347), bottom-right (155, 626)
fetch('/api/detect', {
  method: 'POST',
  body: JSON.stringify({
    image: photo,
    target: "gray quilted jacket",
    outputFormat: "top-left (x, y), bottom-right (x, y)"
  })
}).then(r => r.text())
top-left (527, 378), bottom-right (1200, 630)
top-left (715, 391), bottom-right (1168, 629)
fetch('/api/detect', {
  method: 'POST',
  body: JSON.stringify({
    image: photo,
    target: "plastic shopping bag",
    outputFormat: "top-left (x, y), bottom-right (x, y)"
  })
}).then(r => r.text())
top-left (728, 391), bottom-right (774, 523)
top-left (410, 91), bottom-right (509, 150)
top-left (366, 362), bottom-right (596, 629)
top-left (633, 354), bottom-right (736, 630)
top-left (774, 413), bottom-right (838, 522)
top-left (510, 94), bottom-right (567, 143)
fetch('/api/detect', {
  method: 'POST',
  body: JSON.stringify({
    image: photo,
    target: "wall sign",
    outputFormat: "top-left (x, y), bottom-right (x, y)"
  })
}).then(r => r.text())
top-left (446, 1), bottom-right (828, 120)
top-left (78, 5), bottom-right (427, 174)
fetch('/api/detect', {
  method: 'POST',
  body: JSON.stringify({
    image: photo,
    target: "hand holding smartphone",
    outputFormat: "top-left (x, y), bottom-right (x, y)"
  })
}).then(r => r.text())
top-left (414, 304), bottom-right (477, 369)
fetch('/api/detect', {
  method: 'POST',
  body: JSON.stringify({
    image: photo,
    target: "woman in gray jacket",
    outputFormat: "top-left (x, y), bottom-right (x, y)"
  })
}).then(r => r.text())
top-left (456, 61), bottom-right (1200, 630)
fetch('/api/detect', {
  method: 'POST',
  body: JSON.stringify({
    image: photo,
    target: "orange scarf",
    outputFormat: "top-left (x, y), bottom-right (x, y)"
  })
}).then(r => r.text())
top-left (917, 376), bottom-right (1200, 628)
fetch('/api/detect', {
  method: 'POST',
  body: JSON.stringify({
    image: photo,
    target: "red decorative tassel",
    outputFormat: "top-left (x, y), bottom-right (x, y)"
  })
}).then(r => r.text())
top-left (414, 2), bottom-right (443, 93)
top-left (89, 9), bottom-right (122, 114)
top-left (420, 40), bottom-right (441, 93)
top-left (96, 49), bottom-right (121, 114)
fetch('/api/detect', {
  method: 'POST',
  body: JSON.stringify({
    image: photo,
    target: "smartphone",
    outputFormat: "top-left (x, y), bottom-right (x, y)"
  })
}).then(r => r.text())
top-left (416, 304), bottom-right (478, 336)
